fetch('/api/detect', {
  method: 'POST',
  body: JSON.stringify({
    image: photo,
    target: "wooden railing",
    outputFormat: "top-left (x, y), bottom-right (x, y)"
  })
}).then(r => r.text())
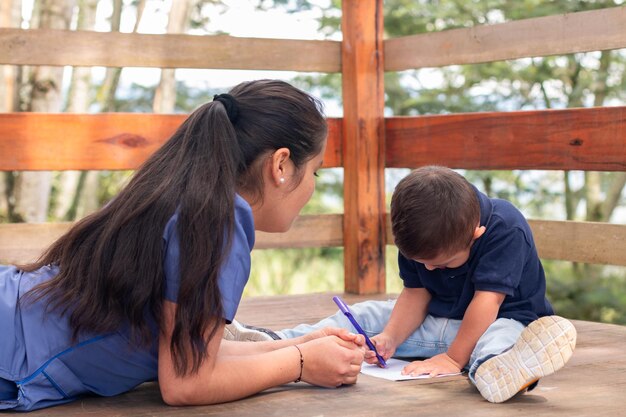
top-left (1, 2), bottom-right (626, 293)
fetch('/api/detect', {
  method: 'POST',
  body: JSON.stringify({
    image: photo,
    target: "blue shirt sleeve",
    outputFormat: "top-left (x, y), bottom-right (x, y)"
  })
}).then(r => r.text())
top-left (398, 251), bottom-right (424, 288)
top-left (471, 225), bottom-right (529, 296)
top-left (161, 195), bottom-right (255, 322)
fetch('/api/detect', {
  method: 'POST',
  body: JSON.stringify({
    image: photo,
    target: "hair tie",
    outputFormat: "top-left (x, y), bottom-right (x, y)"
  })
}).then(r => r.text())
top-left (213, 93), bottom-right (239, 123)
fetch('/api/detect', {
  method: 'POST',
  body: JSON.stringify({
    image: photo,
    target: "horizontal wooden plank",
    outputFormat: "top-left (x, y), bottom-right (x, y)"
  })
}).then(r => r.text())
top-left (0, 113), bottom-right (342, 170)
top-left (3, 215), bottom-right (625, 266)
top-left (0, 28), bottom-right (341, 72)
top-left (385, 217), bottom-right (626, 266)
top-left (3, 107), bottom-right (625, 172)
top-left (0, 214), bottom-right (344, 264)
top-left (528, 219), bottom-right (626, 266)
top-left (385, 107), bottom-right (626, 171)
top-left (385, 6), bottom-right (626, 71)
top-left (254, 214), bottom-right (343, 249)
top-left (0, 222), bottom-right (71, 264)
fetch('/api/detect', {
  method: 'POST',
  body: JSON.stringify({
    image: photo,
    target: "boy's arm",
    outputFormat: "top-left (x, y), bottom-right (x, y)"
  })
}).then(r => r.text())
top-left (371, 287), bottom-right (431, 359)
top-left (446, 290), bottom-right (506, 368)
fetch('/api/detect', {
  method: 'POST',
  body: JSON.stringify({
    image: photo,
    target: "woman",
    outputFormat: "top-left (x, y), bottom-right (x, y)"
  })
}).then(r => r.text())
top-left (0, 79), bottom-right (365, 411)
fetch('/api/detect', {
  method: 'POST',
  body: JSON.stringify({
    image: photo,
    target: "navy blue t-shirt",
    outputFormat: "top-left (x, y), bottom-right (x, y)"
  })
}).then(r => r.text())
top-left (399, 187), bottom-right (554, 325)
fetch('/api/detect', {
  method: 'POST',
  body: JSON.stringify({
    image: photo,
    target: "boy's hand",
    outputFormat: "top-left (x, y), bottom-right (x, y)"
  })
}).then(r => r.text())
top-left (364, 333), bottom-right (397, 365)
top-left (401, 353), bottom-right (461, 377)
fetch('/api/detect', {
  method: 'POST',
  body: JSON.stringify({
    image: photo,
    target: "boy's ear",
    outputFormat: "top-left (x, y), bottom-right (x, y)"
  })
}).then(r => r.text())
top-left (473, 226), bottom-right (486, 241)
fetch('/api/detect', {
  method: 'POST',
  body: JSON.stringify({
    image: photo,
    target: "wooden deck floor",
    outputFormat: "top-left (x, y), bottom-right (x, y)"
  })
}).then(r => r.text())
top-left (19, 293), bottom-right (626, 417)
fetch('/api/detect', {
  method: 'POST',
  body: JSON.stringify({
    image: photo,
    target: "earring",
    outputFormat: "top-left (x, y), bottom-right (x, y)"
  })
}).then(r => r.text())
top-left (279, 178), bottom-right (285, 184)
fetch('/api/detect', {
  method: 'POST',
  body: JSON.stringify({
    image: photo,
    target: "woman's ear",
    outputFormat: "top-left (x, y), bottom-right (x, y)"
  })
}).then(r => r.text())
top-left (269, 147), bottom-right (291, 186)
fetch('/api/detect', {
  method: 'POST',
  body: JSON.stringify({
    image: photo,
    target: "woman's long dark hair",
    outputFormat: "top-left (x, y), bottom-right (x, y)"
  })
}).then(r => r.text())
top-left (21, 79), bottom-right (327, 375)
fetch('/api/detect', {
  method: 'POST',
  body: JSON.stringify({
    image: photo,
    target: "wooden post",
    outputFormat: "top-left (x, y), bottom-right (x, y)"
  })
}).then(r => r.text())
top-left (341, 0), bottom-right (386, 294)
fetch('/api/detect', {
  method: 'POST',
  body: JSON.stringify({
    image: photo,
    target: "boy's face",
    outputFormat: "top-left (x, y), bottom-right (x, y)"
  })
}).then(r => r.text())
top-left (414, 248), bottom-right (471, 271)
top-left (413, 225), bottom-right (486, 271)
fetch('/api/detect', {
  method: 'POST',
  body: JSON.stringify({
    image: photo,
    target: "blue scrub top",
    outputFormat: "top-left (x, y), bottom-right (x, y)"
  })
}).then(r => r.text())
top-left (0, 194), bottom-right (255, 411)
top-left (399, 188), bottom-right (554, 325)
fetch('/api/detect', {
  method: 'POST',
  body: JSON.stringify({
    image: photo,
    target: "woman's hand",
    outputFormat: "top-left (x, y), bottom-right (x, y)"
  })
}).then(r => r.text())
top-left (298, 335), bottom-right (365, 388)
top-left (364, 332), bottom-right (397, 364)
top-left (302, 326), bottom-right (365, 347)
top-left (401, 353), bottom-right (461, 377)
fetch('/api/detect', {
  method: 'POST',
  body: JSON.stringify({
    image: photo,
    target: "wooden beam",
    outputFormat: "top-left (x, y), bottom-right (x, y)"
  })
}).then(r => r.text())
top-left (4, 216), bottom-right (625, 267)
top-left (341, 0), bottom-right (386, 294)
top-left (255, 214), bottom-right (343, 249)
top-left (0, 214), bottom-right (344, 264)
top-left (385, 107), bottom-right (626, 171)
top-left (0, 113), bottom-right (343, 171)
top-left (0, 28), bottom-right (341, 72)
top-left (529, 220), bottom-right (626, 266)
top-left (385, 217), bottom-right (626, 266)
top-left (3, 107), bottom-right (624, 173)
top-left (385, 6), bottom-right (626, 71)
top-left (0, 222), bottom-right (71, 264)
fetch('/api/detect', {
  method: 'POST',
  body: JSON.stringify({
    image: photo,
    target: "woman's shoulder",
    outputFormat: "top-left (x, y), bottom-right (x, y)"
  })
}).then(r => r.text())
top-left (234, 194), bottom-right (255, 250)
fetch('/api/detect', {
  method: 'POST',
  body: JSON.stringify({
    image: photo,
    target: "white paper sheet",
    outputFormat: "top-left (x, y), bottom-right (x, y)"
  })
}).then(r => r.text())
top-left (360, 358), bottom-right (462, 381)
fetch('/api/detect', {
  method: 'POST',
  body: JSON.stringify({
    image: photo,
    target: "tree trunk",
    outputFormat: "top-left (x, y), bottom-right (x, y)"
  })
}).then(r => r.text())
top-left (590, 51), bottom-right (625, 223)
top-left (0, 0), bottom-right (20, 111)
top-left (0, 0), bottom-right (21, 220)
top-left (54, 0), bottom-right (98, 221)
top-left (96, 0), bottom-right (123, 112)
top-left (12, 0), bottom-right (75, 223)
top-left (153, 0), bottom-right (190, 114)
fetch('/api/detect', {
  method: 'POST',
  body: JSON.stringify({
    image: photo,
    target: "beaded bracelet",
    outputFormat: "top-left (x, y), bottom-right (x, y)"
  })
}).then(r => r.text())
top-left (293, 345), bottom-right (304, 383)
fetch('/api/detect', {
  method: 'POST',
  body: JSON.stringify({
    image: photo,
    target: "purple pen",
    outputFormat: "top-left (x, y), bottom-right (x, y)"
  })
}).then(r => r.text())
top-left (333, 296), bottom-right (387, 368)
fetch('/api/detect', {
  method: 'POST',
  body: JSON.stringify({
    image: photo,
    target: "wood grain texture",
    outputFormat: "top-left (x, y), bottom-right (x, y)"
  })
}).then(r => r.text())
top-left (13, 293), bottom-right (626, 417)
top-left (385, 217), bottom-right (626, 266)
top-left (0, 215), bottom-right (343, 264)
top-left (0, 28), bottom-right (341, 72)
top-left (0, 114), bottom-right (343, 170)
top-left (3, 107), bottom-right (624, 172)
top-left (341, 0), bottom-right (387, 294)
top-left (528, 219), bottom-right (626, 266)
top-left (385, 6), bottom-right (626, 71)
top-left (2, 215), bottom-right (625, 269)
top-left (385, 107), bottom-right (626, 171)
top-left (254, 214), bottom-right (343, 249)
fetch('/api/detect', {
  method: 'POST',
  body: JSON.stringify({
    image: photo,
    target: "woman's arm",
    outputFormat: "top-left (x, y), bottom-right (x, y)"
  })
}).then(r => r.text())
top-left (218, 326), bottom-right (363, 356)
top-left (158, 301), bottom-right (364, 406)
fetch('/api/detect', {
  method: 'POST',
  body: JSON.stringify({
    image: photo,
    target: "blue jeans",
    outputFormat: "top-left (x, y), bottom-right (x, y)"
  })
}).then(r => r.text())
top-left (277, 299), bottom-right (525, 384)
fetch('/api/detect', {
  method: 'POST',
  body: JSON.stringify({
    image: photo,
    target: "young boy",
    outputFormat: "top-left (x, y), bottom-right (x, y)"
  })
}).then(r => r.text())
top-left (227, 165), bottom-right (577, 403)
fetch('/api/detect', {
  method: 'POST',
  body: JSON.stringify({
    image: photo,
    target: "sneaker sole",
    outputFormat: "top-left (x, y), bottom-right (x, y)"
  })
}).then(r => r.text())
top-left (474, 315), bottom-right (577, 403)
top-left (223, 321), bottom-right (280, 342)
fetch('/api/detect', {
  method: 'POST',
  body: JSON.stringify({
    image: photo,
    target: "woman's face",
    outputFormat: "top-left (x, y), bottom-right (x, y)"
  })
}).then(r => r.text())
top-left (249, 140), bottom-right (326, 233)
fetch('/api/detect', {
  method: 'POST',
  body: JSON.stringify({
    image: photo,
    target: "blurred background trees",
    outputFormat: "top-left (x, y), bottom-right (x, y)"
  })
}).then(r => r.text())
top-left (1, 0), bottom-right (624, 323)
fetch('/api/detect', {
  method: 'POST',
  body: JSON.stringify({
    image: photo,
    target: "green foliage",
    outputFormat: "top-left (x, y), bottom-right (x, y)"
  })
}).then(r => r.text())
top-left (545, 261), bottom-right (626, 325)
top-left (245, 247), bottom-right (345, 296)
top-left (98, 171), bottom-right (134, 205)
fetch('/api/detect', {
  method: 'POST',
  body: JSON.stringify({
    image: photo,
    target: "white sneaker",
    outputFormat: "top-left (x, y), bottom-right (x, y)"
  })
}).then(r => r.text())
top-left (223, 319), bottom-right (281, 342)
top-left (474, 315), bottom-right (577, 403)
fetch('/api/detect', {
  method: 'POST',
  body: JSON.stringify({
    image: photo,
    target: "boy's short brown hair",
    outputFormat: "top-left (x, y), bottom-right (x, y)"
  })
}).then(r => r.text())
top-left (390, 165), bottom-right (480, 260)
